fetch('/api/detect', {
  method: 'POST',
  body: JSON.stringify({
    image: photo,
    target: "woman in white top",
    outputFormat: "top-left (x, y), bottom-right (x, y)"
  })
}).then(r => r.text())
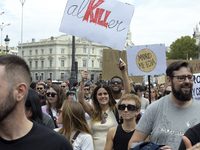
top-left (78, 61), bottom-right (130, 150)
top-left (57, 100), bottom-right (94, 150)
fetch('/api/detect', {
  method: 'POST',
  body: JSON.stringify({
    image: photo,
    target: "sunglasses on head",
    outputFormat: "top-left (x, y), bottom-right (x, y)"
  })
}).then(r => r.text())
top-left (37, 87), bottom-right (43, 90)
top-left (118, 104), bottom-right (137, 111)
top-left (101, 112), bottom-right (108, 124)
top-left (110, 80), bottom-right (122, 85)
top-left (46, 92), bottom-right (58, 98)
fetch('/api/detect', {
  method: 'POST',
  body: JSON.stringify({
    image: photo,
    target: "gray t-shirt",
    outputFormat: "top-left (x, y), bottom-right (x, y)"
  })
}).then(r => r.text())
top-left (136, 95), bottom-right (200, 150)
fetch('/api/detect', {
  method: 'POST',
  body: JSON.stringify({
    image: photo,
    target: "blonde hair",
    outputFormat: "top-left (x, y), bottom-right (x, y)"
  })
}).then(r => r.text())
top-left (58, 100), bottom-right (93, 146)
top-left (120, 94), bottom-right (141, 109)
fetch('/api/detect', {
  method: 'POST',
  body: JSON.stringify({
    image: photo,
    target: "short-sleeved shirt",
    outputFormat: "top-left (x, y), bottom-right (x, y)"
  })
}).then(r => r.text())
top-left (136, 95), bottom-right (200, 150)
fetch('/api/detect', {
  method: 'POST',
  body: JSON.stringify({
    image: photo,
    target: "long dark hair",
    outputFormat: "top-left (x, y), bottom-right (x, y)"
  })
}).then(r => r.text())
top-left (91, 84), bottom-right (116, 123)
top-left (25, 89), bottom-right (43, 124)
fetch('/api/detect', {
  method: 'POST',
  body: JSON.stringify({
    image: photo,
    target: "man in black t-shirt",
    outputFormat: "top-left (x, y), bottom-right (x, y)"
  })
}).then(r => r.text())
top-left (0, 55), bottom-right (72, 150)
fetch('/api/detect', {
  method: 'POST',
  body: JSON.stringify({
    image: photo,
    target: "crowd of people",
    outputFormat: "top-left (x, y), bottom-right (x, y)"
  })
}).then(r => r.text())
top-left (0, 54), bottom-right (200, 150)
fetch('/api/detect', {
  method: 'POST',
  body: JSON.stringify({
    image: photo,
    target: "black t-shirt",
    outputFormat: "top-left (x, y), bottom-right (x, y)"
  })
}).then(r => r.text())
top-left (0, 122), bottom-right (73, 150)
top-left (179, 123), bottom-right (200, 150)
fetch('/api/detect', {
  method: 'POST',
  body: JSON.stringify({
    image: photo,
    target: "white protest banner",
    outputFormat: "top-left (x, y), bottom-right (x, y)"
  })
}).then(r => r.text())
top-left (126, 44), bottom-right (166, 76)
top-left (192, 73), bottom-right (200, 101)
top-left (59, 0), bottom-right (135, 50)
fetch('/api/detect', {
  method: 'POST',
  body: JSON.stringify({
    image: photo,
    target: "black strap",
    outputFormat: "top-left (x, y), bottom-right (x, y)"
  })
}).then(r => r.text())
top-left (71, 131), bottom-right (80, 144)
top-left (48, 109), bottom-right (58, 128)
top-left (113, 106), bottom-right (123, 125)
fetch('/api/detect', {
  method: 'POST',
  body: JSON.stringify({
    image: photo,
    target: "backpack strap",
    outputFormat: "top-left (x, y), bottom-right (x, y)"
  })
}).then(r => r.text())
top-left (113, 106), bottom-right (123, 125)
top-left (48, 109), bottom-right (58, 128)
top-left (71, 131), bottom-right (81, 144)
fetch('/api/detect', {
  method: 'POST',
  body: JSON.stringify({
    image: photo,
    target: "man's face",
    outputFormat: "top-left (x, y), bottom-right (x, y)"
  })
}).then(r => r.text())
top-left (47, 80), bottom-right (52, 87)
top-left (171, 67), bottom-right (193, 101)
top-left (61, 83), bottom-right (68, 92)
top-left (67, 94), bottom-right (74, 100)
top-left (136, 90), bottom-right (143, 98)
top-left (84, 86), bottom-right (89, 96)
top-left (0, 66), bottom-right (16, 122)
top-left (110, 78), bottom-right (123, 94)
top-left (37, 85), bottom-right (45, 95)
top-left (159, 85), bottom-right (165, 93)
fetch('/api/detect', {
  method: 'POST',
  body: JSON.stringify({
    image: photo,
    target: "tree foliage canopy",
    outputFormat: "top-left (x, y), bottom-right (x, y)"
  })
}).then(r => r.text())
top-left (166, 36), bottom-right (199, 60)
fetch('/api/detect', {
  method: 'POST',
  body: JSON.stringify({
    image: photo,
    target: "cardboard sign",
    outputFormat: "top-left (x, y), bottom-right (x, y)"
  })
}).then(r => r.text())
top-left (126, 44), bottom-right (167, 76)
top-left (59, 0), bottom-right (135, 50)
top-left (102, 49), bottom-right (143, 82)
top-left (192, 73), bottom-right (200, 101)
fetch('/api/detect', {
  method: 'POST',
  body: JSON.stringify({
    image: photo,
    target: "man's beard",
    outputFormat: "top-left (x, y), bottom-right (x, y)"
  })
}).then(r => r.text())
top-left (172, 81), bottom-right (192, 101)
top-left (0, 88), bottom-right (16, 122)
top-left (111, 87), bottom-right (121, 94)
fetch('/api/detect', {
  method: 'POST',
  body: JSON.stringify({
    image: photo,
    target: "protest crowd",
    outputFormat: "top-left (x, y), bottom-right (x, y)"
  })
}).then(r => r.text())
top-left (1, 54), bottom-right (200, 150)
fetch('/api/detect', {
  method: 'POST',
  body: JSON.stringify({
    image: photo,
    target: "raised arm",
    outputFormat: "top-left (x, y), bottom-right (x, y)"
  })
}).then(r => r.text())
top-left (78, 70), bottom-right (93, 117)
top-left (120, 60), bottom-right (130, 95)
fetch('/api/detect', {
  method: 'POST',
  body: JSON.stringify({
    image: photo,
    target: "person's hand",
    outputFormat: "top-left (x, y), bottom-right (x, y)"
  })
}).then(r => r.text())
top-left (129, 78), bottom-right (133, 84)
top-left (160, 145), bottom-right (172, 150)
top-left (81, 70), bottom-right (88, 81)
top-left (118, 60), bottom-right (126, 71)
top-left (182, 136), bottom-right (200, 150)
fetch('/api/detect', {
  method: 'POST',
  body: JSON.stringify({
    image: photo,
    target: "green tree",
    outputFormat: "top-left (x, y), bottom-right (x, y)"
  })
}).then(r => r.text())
top-left (166, 36), bottom-right (199, 60)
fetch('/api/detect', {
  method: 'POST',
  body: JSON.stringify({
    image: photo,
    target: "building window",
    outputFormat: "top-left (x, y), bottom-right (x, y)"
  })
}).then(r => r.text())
top-left (41, 61), bottom-right (44, 68)
top-left (30, 50), bottom-right (32, 55)
top-left (83, 60), bottom-right (86, 67)
top-left (61, 49), bottom-right (64, 54)
top-left (50, 49), bottom-right (52, 54)
top-left (49, 73), bottom-right (52, 79)
top-left (83, 48), bottom-right (86, 53)
top-left (50, 60), bottom-right (52, 67)
top-left (29, 61), bottom-right (32, 68)
top-left (100, 60), bottom-right (102, 68)
top-left (41, 49), bottom-right (44, 54)
top-left (35, 61), bottom-right (38, 68)
top-left (35, 50), bottom-right (38, 55)
top-left (41, 73), bottom-right (44, 81)
top-left (100, 51), bottom-right (103, 55)
top-left (35, 73), bottom-right (38, 81)
top-left (92, 60), bottom-right (94, 67)
top-left (61, 60), bottom-right (64, 67)
top-left (92, 48), bottom-right (94, 54)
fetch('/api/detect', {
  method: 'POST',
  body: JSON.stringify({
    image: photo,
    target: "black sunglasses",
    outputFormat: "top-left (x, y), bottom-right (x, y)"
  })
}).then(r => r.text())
top-left (110, 80), bottom-right (122, 85)
top-left (118, 104), bottom-right (137, 111)
top-left (61, 86), bottom-right (66, 88)
top-left (101, 112), bottom-right (108, 124)
top-left (165, 90), bottom-right (171, 95)
top-left (37, 87), bottom-right (43, 90)
top-left (46, 92), bottom-right (58, 98)
top-left (84, 88), bottom-right (89, 91)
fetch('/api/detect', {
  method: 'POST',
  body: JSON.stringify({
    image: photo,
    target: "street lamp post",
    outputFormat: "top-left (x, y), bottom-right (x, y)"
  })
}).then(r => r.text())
top-left (4, 35), bottom-right (10, 54)
top-left (20, 0), bottom-right (26, 58)
top-left (0, 22), bottom-right (10, 55)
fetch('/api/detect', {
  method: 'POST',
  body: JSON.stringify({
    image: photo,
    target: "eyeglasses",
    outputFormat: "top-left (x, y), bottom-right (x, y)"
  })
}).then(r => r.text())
top-left (37, 87), bottom-right (43, 90)
top-left (118, 104), bottom-right (137, 111)
top-left (171, 75), bottom-right (194, 82)
top-left (46, 92), bottom-right (58, 98)
top-left (84, 88), bottom-right (89, 91)
top-left (58, 109), bottom-right (63, 115)
top-left (101, 112), bottom-right (108, 124)
top-left (110, 80), bottom-right (122, 85)
top-left (61, 86), bottom-right (66, 88)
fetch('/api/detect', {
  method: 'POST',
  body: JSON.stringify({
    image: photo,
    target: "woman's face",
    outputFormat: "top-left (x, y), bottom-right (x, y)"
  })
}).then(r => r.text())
top-left (151, 89), bottom-right (155, 98)
top-left (46, 88), bottom-right (58, 104)
top-left (96, 88), bottom-right (109, 106)
top-left (120, 100), bottom-right (139, 120)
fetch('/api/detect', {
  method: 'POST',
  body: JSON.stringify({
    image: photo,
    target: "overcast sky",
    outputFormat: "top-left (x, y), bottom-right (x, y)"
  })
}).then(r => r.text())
top-left (0, 0), bottom-right (200, 48)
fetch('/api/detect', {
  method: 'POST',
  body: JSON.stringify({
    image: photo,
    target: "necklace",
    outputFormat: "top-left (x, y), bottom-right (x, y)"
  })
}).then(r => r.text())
top-left (122, 124), bottom-right (135, 133)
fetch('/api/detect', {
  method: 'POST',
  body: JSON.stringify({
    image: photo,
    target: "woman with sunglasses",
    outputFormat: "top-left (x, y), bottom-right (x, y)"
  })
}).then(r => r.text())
top-left (150, 87), bottom-right (159, 103)
top-left (41, 84), bottom-right (66, 128)
top-left (56, 100), bottom-right (94, 150)
top-left (78, 61), bottom-right (130, 150)
top-left (104, 94), bottom-right (141, 150)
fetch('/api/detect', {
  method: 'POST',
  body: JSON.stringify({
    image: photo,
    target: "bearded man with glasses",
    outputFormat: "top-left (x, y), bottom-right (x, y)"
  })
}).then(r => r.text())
top-left (128, 61), bottom-right (200, 150)
top-left (37, 82), bottom-right (47, 106)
